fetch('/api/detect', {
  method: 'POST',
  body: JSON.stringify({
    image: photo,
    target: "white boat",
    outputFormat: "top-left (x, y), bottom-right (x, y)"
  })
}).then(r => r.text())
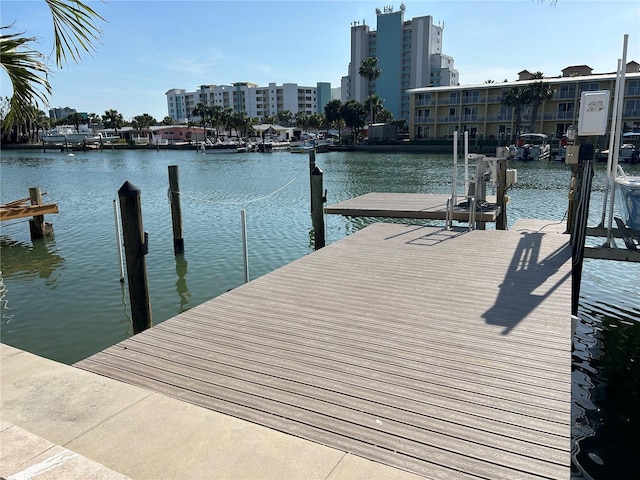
top-left (258, 141), bottom-right (290, 152)
top-left (615, 166), bottom-right (640, 230)
top-left (619, 132), bottom-right (640, 163)
top-left (42, 126), bottom-right (120, 144)
top-left (514, 133), bottom-right (551, 161)
top-left (41, 126), bottom-right (99, 144)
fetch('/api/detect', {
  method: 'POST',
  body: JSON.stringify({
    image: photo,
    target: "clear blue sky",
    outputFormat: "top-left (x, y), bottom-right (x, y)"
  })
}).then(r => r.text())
top-left (1, 0), bottom-right (638, 121)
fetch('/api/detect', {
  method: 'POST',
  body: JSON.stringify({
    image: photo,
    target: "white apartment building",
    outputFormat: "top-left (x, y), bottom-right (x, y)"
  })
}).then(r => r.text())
top-left (342, 5), bottom-right (459, 121)
top-left (166, 82), bottom-right (332, 123)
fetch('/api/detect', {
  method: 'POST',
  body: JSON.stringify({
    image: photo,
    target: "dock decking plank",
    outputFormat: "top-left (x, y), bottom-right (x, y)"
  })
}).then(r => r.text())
top-left (76, 223), bottom-right (572, 478)
top-left (324, 193), bottom-right (500, 222)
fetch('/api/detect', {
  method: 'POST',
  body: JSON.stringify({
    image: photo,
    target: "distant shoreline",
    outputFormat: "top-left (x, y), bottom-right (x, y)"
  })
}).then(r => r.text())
top-left (0, 142), bottom-right (502, 155)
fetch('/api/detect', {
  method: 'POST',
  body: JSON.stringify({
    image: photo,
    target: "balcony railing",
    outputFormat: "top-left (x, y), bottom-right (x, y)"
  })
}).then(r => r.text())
top-left (414, 116), bottom-right (434, 124)
top-left (437, 115), bottom-right (460, 123)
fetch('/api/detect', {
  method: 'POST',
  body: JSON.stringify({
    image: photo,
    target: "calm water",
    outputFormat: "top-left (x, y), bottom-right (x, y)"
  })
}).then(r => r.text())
top-left (1, 148), bottom-right (638, 478)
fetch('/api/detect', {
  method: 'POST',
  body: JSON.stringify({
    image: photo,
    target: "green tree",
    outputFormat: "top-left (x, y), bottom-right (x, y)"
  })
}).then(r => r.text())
top-left (66, 112), bottom-right (85, 132)
top-left (524, 73), bottom-right (554, 132)
top-left (341, 99), bottom-right (367, 145)
top-left (132, 113), bottom-right (156, 140)
top-left (192, 102), bottom-right (208, 141)
top-left (307, 113), bottom-right (323, 136)
top-left (161, 116), bottom-right (174, 126)
top-left (1, 1), bottom-right (104, 130)
top-left (359, 56), bottom-right (382, 126)
top-left (295, 112), bottom-right (309, 130)
top-left (324, 99), bottom-right (343, 141)
top-left (363, 94), bottom-right (384, 125)
top-left (87, 112), bottom-right (100, 131)
top-left (102, 109), bottom-right (123, 135)
top-left (501, 86), bottom-right (529, 141)
top-left (277, 110), bottom-right (293, 127)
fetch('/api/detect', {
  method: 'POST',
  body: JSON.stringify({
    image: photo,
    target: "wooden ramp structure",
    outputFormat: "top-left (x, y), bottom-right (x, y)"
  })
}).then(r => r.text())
top-left (0, 197), bottom-right (58, 221)
top-left (76, 223), bottom-right (572, 479)
top-left (325, 192), bottom-right (500, 223)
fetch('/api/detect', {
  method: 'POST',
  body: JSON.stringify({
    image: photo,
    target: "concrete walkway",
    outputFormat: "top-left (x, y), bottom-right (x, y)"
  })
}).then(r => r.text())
top-left (1, 344), bottom-right (422, 480)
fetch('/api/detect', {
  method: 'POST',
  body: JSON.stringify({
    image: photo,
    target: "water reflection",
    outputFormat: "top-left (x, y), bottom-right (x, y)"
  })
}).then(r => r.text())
top-left (572, 300), bottom-right (640, 478)
top-left (0, 236), bottom-right (64, 280)
top-left (175, 254), bottom-right (191, 313)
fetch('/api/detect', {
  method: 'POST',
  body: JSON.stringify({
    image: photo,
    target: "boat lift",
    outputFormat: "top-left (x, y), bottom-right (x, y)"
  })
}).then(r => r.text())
top-left (446, 131), bottom-right (515, 230)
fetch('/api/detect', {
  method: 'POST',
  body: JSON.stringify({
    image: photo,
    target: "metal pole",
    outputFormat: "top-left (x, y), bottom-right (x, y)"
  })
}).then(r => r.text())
top-left (605, 34), bottom-right (629, 245)
top-left (241, 209), bottom-right (249, 283)
top-left (464, 130), bottom-right (469, 196)
top-left (451, 131), bottom-right (458, 205)
top-left (599, 58), bottom-right (623, 228)
top-left (113, 198), bottom-right (125, 282)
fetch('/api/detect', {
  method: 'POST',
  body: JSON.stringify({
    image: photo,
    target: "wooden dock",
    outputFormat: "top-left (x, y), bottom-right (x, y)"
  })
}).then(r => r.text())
top-left (0, 198), bottom-right (58, 221)
top-left (76, 222), bottom-right (572, 479)
top-left (325, 192), bottom-right (500, 223)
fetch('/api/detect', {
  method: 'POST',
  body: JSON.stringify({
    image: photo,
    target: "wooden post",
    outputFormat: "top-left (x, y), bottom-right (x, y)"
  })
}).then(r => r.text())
top-left (28, 187), bottom-right (53, 239)
top-left (311, 166), bottom-right (325, 250)
top-left (118, 181), bottom-right (152, 334)
top-left (496, 158), bottom-right (508, 230)
top-left (309, 148), bottom-right (316, 212)
top-left (168, 165), bottom-right (184, 254)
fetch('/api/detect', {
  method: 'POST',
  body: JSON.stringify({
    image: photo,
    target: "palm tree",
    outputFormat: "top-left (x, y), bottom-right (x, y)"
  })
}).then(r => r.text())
top-left (363, 94), bottom-right (384, 125)
top-left (102, 109), bottom-right (123, 136)
top-left (324, 99), bottom-right (343, 142)
top-left (66, 112), bottom-right (85, 132)
top-left (208, 105), bottom-right (223, 139)
top-left (87, 112), bottom-right (100, 132)
top-left (501, 86), bottom-right (529, 141)
top-left (525, 73), bottom-right (554, 132)
top-left (192, 103), bottom-right (208, 141)
top-left (132, 113), bottom-right (155, 140)
top-left (341, 100), bottom-right (367, 145)
top-left (1, 1), bottom-right (104, 130)
top-left (359, 56), bottom-right (382, 127)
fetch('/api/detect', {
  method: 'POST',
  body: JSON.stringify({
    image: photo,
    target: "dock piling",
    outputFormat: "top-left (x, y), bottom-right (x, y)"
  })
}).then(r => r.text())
top-left (118, 181), bottom-right (152, 333)
top-left (168, 165), bottom-right (184, 255)
top-left (28, 187), bottom-right (53, 239)
top-left (311, 166), bottom-right (326, 250)
top-left (309, 148), bottom-right (316, 212)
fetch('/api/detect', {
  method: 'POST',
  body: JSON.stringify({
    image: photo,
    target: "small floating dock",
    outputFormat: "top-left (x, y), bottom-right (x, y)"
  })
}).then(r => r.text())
top-left (325, 192), bottom-right (500, 223)
top-left (76, 221), bottom-right (572, 479)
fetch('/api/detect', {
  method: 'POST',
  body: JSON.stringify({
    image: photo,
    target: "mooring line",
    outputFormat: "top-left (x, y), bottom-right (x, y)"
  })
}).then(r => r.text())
top-left (166, 176), bottom-right (298, 206)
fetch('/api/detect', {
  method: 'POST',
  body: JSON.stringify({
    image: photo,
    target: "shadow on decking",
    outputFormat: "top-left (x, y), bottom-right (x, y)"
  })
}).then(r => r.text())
top-left (482, 232), bottom-right (571, 334)
top-left (383, 224), bottom-right (469, 247)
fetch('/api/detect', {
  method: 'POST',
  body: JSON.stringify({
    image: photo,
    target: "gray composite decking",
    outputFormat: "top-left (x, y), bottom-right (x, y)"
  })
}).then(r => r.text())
top-left (76, 223), bottom-right (572, 479)
top-left (325, 192), bottom-right (500, 223)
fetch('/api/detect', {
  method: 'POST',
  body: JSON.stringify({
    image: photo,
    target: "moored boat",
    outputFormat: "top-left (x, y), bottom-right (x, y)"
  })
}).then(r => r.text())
top-left (616, 166), bottom-right (640, 230)
top-left (514, 133), bottom-right (551, 161)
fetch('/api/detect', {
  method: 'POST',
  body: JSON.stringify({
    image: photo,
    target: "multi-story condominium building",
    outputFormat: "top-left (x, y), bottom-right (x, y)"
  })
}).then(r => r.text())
top-left (166, 82), bottom-right (331, 123)
top-left (342, 5), bottom-right (459, 121)
top-left (407, 63), bottom-right (640, 143)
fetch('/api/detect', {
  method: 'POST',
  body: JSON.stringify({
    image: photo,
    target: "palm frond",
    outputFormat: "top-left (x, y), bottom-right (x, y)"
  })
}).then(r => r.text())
top-left (0, 28), bottom-right (52, 128)
top-left (45, 0), bottom-right (104, 66)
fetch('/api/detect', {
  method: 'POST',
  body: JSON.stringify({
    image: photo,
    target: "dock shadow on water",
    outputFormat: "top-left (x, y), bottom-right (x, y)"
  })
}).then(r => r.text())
top-left (482, 232), bottom-right (571, 334)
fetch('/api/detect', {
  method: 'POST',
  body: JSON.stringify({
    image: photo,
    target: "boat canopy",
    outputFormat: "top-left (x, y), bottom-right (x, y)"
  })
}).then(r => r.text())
top-left (519, 133), bottom-right (548, 139)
